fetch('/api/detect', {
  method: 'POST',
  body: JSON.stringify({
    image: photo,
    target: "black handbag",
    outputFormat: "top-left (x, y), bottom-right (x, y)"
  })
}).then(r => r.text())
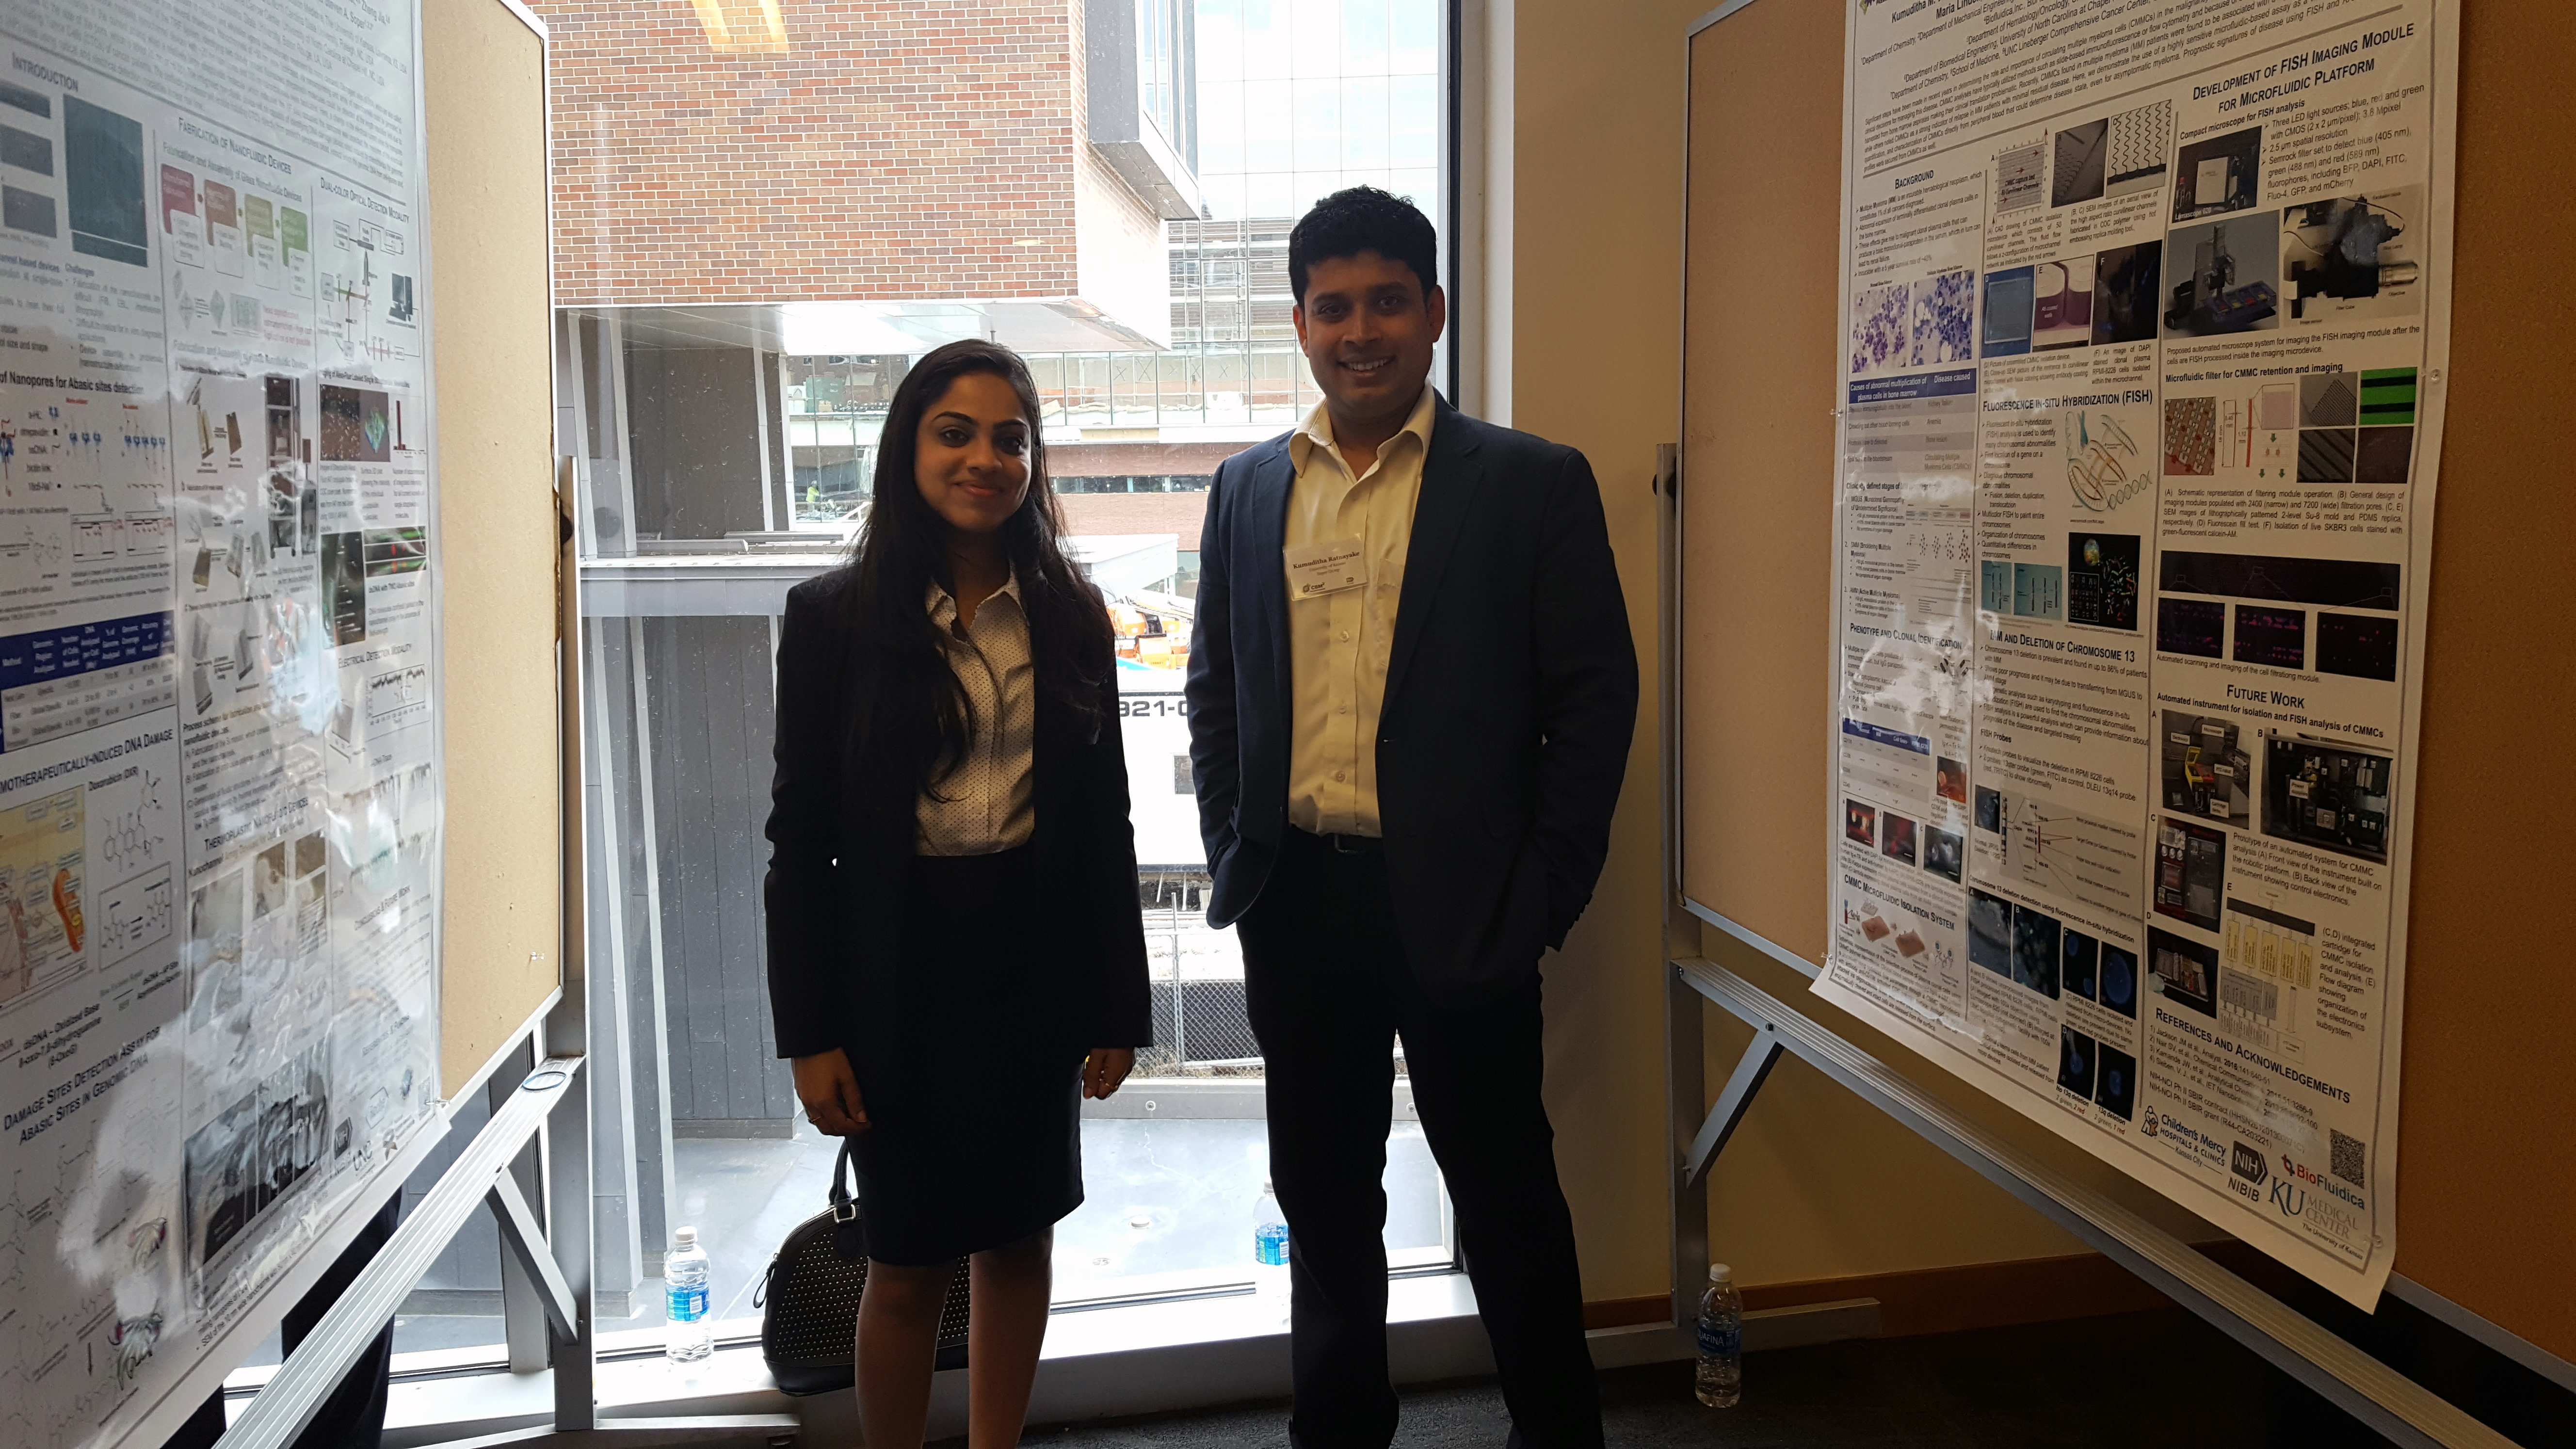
top-left (757, 1141), bottom-right (971, 1395)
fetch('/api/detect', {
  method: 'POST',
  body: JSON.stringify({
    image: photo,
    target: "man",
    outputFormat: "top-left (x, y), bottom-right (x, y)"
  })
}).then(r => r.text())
top-left (1185, 187), bottom-right (1638, 1449)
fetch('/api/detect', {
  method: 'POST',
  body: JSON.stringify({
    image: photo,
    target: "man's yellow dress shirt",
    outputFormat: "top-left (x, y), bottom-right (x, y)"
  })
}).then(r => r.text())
top-left (1281, 386), bottom-right (1436, 838)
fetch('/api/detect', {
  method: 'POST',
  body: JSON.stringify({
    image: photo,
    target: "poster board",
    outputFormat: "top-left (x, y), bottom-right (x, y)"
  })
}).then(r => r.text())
top-left (0, 2), bottom-right (561, 1445)
top-left (424, 0), bottom-right (560, 1098)
top-left (1680, 0), bottom-right (2573, 1362)
top-left (1809, 0), bottom-right (2455, 1312)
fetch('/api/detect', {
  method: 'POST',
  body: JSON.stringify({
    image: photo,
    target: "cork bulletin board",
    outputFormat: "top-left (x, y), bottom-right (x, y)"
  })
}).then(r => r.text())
top-left (425, 0), bottom-right (564, 1097)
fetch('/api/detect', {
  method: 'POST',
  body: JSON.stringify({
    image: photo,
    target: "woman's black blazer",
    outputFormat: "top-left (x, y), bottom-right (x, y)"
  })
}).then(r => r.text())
top-left (762, 568), bottom-right (1152, 1066)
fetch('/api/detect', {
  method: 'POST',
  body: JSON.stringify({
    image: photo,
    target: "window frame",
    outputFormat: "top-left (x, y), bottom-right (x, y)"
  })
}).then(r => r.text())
top-left (379, 0), bottom-right (1481, 1387)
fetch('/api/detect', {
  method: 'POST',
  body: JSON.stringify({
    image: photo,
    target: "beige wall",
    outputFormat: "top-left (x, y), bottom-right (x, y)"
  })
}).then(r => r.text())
top-left (1512, 0), bottom-right (2222, 1303)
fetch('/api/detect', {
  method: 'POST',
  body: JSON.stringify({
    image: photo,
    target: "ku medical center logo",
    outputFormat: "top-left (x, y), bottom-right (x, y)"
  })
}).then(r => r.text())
top-left (2226, 1140), bottom-right (2365, 1229)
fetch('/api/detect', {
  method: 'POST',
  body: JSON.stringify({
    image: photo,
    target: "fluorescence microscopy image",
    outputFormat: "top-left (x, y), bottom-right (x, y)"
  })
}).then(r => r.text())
top-left (2164, 395), bottom-right (2217, 475)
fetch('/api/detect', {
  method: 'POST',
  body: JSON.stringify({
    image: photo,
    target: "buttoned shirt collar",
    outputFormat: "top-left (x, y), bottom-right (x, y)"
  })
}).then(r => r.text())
top-left (1288, 385), bottom-right (1437, 479)
top-left (927, 565), bottom-right (1024, 627)
top-left (917, 564), bottom-right (1036, 856)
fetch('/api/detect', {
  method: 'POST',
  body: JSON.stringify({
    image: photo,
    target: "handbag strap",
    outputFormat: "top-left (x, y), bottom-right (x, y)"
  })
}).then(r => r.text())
top-left (829, 1139), bottom-right (857, 1224)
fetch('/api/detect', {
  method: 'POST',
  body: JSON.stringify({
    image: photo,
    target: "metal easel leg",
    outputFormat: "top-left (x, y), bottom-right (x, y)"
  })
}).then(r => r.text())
top-left (1666, 964), bottom-right (1709, 1325)
top-left (489, 1039), bottom-right (550, 1373)
top-left (1685, 1020), bottom-right (1782, 1191)
top-left (488, 1172), bottom-right (578, 1344)
top-left (547, 1050), bottom-right (596, 1432)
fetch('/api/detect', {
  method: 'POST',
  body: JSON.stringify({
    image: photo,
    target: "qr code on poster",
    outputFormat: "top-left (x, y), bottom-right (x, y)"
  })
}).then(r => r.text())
top-left (2330, 1129), bottom-right (2366, 1187)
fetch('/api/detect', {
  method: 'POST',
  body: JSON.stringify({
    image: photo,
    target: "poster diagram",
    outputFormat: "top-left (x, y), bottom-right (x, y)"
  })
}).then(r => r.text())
top-left (1816, 0), bottom-right (2451, 1308)
top-left (0, 2), bottom-right (445, 1446)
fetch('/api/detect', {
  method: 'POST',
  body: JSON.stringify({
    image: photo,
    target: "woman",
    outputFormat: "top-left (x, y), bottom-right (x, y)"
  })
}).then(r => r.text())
top-left (764, 339), bottom-right (1149, 1449)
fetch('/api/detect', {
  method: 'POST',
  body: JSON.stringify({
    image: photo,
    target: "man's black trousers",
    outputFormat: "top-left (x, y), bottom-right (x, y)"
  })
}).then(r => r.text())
top-left (1237, 827), bottom-right (1604, 1449)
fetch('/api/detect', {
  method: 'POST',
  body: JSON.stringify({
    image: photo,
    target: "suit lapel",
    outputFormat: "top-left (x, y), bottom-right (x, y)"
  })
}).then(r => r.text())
top-left (1029, 684), bottom-right (1068, 863)
top-left (1384, 403), bottom-right (1479, 717)
top-left (1244, 440), bottom-right (1297, 721)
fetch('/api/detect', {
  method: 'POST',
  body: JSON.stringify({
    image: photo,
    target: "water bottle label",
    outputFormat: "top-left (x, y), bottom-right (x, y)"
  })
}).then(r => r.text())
top-left (1697, 1320), bottom-right (1739, 1358)
top-left (1255, 1224), bottom-right (1290, 1267)
top-left (668, 1283), bottom-right (708, 1322)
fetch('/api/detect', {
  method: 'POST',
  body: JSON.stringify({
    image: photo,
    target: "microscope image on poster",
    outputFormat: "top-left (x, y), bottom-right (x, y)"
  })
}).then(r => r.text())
top-left (2280, 186), bottom-right (2424, 324)
top-left (2065, 533), bottom-right (2141, 630)
top-left (2166, 212), bottom-right (2280, 336)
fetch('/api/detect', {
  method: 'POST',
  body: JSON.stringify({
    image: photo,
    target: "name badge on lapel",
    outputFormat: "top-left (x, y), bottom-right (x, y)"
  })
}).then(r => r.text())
top-left (1285, 538), bottom-right (1366, 599)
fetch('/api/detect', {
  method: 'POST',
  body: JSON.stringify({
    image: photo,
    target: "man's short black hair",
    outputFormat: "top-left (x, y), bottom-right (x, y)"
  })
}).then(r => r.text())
top-left (1288, 186), bottom-right (1439, 305)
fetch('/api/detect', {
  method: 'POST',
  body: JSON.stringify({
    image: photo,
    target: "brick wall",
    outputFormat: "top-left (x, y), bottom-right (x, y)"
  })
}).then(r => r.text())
top-left (1049, 440), bottom-right (1247, 476)
top-left (1053, 490), bottom-right (1208, 550)
top-left (535, 0), bottom-right (1095, 305)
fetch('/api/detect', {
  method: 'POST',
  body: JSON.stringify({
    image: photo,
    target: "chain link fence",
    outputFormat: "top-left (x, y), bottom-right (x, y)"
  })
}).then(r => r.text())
top-left (1134, 870), bottom-right (1261, 1075)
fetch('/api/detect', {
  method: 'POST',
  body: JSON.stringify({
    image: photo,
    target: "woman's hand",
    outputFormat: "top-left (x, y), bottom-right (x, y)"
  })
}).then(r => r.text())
top-left (1083, 1047), bottom-right (1135, 1101)
top-left (792, 1048), bottom-right (869, 1135)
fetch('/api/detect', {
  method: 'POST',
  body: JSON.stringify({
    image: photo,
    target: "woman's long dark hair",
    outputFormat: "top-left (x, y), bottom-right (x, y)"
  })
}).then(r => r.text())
top-left (835, 338), bottom-right (1112, 813)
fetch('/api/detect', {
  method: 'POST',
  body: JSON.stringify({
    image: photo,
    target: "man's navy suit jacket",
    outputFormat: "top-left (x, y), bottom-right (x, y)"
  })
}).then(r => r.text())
top-left (1184, 397), bottom-right (1640, 1004)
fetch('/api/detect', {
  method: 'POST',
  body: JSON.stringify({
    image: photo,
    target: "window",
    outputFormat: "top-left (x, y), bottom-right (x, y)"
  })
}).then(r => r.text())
top-left (365, 0), bottom-right (1454, 1363)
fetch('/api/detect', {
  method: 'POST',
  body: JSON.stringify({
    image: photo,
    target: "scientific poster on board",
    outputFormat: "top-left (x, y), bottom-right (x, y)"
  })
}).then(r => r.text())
top-left (0, 1), bottom-right (443, 1444)
top-left (1812, 0), bottom-right (2454, 1308)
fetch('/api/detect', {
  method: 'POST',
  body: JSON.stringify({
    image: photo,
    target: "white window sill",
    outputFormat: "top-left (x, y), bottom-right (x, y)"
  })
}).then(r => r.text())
top-left (232, 1274), bottom-right (1875, 1447)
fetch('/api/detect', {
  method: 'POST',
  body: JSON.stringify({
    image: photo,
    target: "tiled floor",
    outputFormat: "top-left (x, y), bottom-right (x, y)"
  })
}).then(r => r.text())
top-left (1004, 1311), bottom-right (2407, 1449)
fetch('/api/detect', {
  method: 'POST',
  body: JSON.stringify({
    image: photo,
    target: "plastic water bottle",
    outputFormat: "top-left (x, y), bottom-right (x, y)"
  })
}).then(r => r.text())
top-left (666, 1225), bottom-right (711, 1363)
top-left (1695, 1262), bottom-right (1742, 1407)
top-left (1251, 1179), bottom-right (1290, 1326)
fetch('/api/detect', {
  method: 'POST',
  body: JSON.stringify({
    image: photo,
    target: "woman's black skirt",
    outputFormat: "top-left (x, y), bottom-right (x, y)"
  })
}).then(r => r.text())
top-left (845, 843), bottom-right (1087, 1265)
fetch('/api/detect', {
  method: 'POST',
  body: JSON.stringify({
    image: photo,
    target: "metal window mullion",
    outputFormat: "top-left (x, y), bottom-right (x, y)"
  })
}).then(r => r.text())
top-left (580, 615), bottom-right (647, 1306)
top-left (563, 314), bottom-right (598, 558)
top-left (776, 353), bottom-right (795, 526)
top-left (604, 312), bottom-right (639, 555)
top-left (625, 612), bottom-right (680, 1271)
top-left (751, 345), bottom-right (774, 533)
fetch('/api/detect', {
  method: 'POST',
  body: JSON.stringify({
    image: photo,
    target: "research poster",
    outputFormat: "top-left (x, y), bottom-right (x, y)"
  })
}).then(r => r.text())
top-left (1813, 0), bottom-right (2452, 1307)
top-left (0, 1), bottom-right (443, 1444)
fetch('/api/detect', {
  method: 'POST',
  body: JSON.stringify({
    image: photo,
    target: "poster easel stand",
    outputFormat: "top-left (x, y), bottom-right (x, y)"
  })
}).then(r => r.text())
top-left (1663, 949), bottom-right (2510, 1449)
top-left (220, 1041), bottom-right (583, 1449)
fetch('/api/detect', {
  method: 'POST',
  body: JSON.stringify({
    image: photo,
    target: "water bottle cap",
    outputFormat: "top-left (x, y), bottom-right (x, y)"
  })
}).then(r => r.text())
top-left (675, 1225), bottom-right (698, 1250)
top-left (1708, 1262), bottom-right (1731, 1283)
top-left (1262, 1178), bottom-right (1274, 1193)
